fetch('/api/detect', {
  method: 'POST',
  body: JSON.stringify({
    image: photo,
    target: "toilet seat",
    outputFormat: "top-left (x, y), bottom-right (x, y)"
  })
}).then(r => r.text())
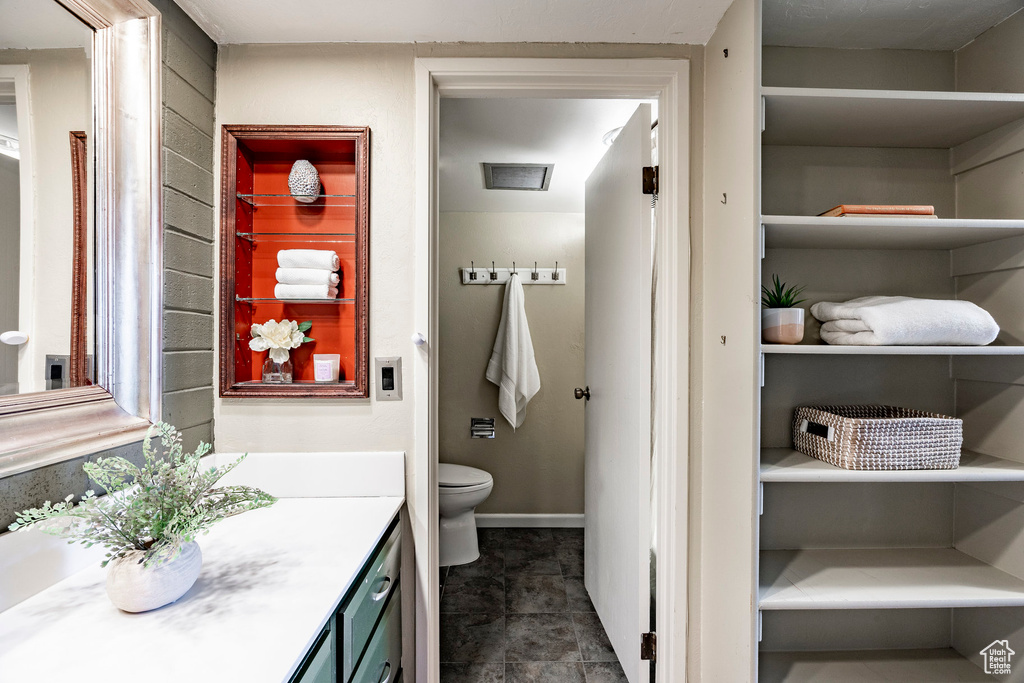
top-left (439, 463), bottom-right (492, 488)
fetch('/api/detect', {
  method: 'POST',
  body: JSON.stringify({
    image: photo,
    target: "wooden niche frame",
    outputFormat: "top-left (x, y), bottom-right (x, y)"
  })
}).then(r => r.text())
top-left (218, 125), bottom-right (370, 398)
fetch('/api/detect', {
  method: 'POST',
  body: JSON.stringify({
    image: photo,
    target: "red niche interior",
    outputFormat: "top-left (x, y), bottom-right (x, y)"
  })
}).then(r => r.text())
top-left (231, 137), bottom-right (359, 385)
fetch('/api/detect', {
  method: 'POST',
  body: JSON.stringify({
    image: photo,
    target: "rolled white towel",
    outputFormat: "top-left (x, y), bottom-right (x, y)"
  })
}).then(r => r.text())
top-left (275, 267), bottom-right (340, 286)
top-left (274, 283), bottom-right (339, 300)
top-left (811, 296), bottom-right (999, 346)
top-left (277, 249), bottom-right (340, 271)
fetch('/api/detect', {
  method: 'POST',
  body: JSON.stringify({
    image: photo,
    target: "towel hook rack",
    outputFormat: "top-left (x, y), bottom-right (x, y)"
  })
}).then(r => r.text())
top-left (532, 261), bottom-right (539, 281)
top-left (552, 261), bottom-right (560, 281)
top-left (470, 260), bottom-right (477, 281)
top-left (490, 261), bottom-right (498, 281)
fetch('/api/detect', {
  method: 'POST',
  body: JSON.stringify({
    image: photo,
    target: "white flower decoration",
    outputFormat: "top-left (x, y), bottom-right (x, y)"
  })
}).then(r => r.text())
top-left (249, 319), bottom-right (307, 363)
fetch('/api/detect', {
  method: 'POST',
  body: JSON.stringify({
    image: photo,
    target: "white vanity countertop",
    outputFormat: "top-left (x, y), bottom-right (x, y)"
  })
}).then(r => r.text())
top-left (0, 496), bottom-right (403, 683)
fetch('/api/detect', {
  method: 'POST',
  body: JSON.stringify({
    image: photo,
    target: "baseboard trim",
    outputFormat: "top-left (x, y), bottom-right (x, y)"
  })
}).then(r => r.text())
top-left (475, 513), bottom-right (584, 528)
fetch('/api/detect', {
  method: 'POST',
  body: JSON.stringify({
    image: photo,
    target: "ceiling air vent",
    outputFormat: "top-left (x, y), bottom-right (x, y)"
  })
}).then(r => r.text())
top-left (482, 163), bottom-right (554, 191)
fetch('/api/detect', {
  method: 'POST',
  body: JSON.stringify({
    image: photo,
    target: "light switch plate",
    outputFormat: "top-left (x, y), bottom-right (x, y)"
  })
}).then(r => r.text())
top-left (375, 357), bottom-right (402, 401)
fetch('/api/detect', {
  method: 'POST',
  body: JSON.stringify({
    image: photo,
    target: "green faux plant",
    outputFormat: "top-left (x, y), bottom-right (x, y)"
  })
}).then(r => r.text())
top-left (8, 422), bottom-right (276, 567)
top-left (761, 274), bottom-right (806, 308)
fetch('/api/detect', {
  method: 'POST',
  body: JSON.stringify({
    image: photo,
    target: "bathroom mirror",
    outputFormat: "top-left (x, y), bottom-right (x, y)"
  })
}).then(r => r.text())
top-left (0, 0), bottom-right (95, 396)
top-left (0, 0), bottom-right (162, 479)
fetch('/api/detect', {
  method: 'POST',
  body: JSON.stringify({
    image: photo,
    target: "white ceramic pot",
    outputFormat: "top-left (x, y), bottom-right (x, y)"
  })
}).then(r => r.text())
top-left (762, 307), bottom-right (805, 344)
top-left (106, 541), bottom-right (202, 613)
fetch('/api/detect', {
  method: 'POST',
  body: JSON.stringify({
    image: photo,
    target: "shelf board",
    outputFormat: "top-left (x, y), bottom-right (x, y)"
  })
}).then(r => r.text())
top-left (762, 344), bottom-right (1024, 356)
top-left (236, 231), bottom-right (355, 240)
top-left (762, 215), bottom-right (1024, 250)
top-left (233, 380), bottom-right (356, 387)
top-left (236, 193), bottom-right (356, 207)
top-left (759, 548), bottom-right (1024, 610)
top-left (759, 649), bottom-right (992, 682)
top-left (762, 87), bottom-right (1024, 148)
top-left (235, 297), bottom-right (355, 304)
top-left (761, 448), bottom-right (1024, 483)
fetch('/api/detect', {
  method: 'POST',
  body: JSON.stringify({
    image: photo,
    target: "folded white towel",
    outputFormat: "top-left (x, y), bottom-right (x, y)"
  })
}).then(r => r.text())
top-left (275, 267), bottom-right (340, 286)
top-left (274, 283), bottom-right (339, 300)
top-left (486, 274), bottom-right (541, 429)
top-left (277, 249), bottom-right (340, 271)
top-left (811, 296), bottom-right (999, 346)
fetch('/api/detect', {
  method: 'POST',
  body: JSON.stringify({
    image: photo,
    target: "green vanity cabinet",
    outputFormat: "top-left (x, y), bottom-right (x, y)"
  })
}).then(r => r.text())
top-left (349, 585), bottom-right (402, 683)
top-left (288, 515), bottom-right (401, 683)
top-left (291, 622), bottom-right (335, 683)
top-left (339, 518), bottom-right (402, 682)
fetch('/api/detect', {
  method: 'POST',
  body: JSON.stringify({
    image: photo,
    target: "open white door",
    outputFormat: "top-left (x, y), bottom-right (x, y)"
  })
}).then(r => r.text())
top-left (583, 103), bottom-right (653, 683)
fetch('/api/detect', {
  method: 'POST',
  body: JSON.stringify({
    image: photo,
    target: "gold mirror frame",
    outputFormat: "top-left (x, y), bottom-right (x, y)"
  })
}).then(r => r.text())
top-left (0, 0), bottom-right (162, 478)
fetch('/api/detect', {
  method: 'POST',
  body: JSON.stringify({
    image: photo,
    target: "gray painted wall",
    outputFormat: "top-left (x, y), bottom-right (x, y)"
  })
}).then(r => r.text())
top-left (438, 212), bottom-right (586, 515)
top-left (152, 0), bottom-right (217, 450)
top-left (0, 1), bottom-right (216, 529)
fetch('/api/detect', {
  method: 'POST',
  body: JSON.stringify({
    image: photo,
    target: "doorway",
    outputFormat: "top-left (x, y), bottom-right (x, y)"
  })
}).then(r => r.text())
top-left (436, 96), bottom-right (652, 682)
top-left (413, 58), bottom-right (690, 683)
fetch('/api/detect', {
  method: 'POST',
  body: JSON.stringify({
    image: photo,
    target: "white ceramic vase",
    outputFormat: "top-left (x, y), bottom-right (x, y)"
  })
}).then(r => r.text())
top-left (762, 307), bottom-right (805, 344)
top-left (288, 159), bottom-right (320, 203)
top-left (106, 541), bottom-right (203, 613)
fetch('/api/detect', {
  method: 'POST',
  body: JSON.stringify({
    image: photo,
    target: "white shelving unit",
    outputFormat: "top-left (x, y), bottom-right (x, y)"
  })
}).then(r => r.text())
top-left (761, 449), bottom-right (1024, 483)
top-left (762, 87), bottom-right (1024, 148)
top-left (751, 4), bottom-right (1024, 681)
top-left (759, 650), bottom-right (993, 683)
top-left (760, 548), bottom-right (1024, 610)
top-left (762, 215), bottom-right (1024, 251)
top-left (763, 344), bottom-right (1024, 355)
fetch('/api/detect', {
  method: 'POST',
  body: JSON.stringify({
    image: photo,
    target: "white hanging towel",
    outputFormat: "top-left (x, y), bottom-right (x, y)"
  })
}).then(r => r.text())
top-left (486, 273), bottom-right (541, 429)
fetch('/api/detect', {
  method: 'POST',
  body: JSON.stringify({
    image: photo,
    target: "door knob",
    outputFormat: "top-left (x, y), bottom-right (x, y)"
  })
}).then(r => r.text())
top-left (0, 331), bottom-right (28, 345)
top-left (574, 386), bottom-right (590, 401)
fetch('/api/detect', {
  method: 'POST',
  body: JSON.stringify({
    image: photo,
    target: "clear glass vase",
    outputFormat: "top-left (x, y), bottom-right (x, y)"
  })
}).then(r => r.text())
top-left (262, 356), bottom-right (293, 383)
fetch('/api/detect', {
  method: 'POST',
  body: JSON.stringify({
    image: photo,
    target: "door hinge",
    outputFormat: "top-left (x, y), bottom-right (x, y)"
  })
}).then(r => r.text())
top-left (641, 632), bottom-right (657, 661)
top-left (642, 166), bottom-right (659, 195)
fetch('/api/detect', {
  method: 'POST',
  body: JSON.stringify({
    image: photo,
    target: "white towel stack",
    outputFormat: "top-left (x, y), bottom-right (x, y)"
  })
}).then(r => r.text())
top-left (275, 250), bottom-right (341, 299)
top-left (810, 296), bottom-right (1000, 346)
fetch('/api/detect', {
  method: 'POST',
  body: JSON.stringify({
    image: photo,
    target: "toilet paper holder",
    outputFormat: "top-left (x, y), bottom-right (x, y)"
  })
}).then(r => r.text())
top-left (470, 417), bottom-right (495, 439)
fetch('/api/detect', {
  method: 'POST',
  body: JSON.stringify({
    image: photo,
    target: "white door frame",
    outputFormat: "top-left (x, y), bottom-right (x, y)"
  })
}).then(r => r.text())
top-left (413, 57), bottom-right (690, 683)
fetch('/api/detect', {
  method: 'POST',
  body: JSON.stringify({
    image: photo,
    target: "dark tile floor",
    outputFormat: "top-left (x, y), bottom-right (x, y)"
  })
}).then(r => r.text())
top-left (440, 528), bottom-right (628, 683)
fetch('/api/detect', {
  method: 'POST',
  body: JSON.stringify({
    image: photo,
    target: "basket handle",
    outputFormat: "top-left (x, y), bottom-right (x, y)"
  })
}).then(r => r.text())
top-left (799, 419), bottom-right (835, 441)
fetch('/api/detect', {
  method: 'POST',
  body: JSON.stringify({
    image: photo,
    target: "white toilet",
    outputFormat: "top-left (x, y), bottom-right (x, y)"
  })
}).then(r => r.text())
top-left (438, 463), bottom-right (494, 566)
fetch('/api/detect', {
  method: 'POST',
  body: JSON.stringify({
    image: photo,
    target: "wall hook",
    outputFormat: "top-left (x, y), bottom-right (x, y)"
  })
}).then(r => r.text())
top-left (532, 261), bottom-right (539, 281)
top-left (512, 261), bottom-right (517, 276)
top-left (490, 261), bottom-right (498, 280)
top-left (723, 48), bottom-right (729, 58)
top-left (470, 260), bottom-right (477, 280)
top-left (552, 261), bottom-right (560, 281)
top-left (721, 193), bottom-right (728, 204)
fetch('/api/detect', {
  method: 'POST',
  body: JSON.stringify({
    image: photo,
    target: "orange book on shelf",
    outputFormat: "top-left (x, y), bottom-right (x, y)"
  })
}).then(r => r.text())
top-left (819, 204), bottom-right (935, 217)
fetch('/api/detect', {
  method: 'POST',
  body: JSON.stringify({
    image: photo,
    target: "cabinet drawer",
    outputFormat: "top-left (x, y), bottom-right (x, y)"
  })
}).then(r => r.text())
top-left (290, 621), bottom-right (334, 683)
top-left (350, 585), bottom-right (401, 683)
top-left (340, 520), bottom-right (401, 681)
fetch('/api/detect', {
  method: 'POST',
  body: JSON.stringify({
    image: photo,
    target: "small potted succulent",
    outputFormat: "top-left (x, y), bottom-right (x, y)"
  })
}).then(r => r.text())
top-left (761, 274), bottom-right (807, 344)
top-left (9, 422), bottom-right (276, 613)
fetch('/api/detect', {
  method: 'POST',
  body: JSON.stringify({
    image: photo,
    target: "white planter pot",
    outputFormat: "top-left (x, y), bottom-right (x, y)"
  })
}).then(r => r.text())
top-left (762, 307), bottom-right (805, 344)
top-left (106, 541), bottom-right (203, 613)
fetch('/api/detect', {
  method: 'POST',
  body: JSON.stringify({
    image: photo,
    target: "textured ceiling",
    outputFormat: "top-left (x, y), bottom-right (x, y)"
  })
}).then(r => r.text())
top-left (0, 0), bottom-right (92, 50)
top-left (440, 98), bottom-right (649, 213)
top-left (763, 0), bottom-right (1024, 50)
top-left (173, 0), bottom-right (732, 45)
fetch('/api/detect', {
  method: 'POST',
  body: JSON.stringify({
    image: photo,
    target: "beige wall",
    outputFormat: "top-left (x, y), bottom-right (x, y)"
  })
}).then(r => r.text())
top-left (0, 48), bottom-right (91, 394)
top-left (213, 42), bottom-right (704, 455)
top-left (438, 212), bottom-right (585, 514)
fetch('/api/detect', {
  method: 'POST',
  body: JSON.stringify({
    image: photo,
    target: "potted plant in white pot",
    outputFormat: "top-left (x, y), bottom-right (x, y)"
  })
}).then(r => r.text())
top-left (8, 422), bottom-right (276, 613)
top-left (761, 274), bottom-right (807, 344)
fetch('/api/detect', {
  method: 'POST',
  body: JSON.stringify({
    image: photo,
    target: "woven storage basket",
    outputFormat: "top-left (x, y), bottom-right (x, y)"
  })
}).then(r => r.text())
top-left (792, 404), bottom-right (962, 470)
